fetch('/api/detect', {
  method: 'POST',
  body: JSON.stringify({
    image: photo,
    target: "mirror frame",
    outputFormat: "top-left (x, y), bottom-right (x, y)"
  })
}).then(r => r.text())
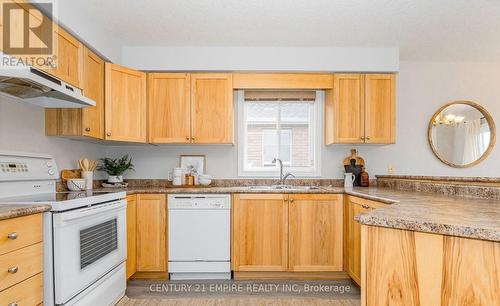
top-left (428, 100), bottom-right (496, 168)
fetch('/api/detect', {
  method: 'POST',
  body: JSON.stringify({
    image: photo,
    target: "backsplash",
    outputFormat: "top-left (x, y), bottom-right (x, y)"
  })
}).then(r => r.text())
top-left (377, 175), bottom-right (500, 200)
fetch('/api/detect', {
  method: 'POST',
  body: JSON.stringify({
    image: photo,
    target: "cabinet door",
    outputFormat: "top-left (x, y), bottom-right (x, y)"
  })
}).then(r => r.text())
top-left (126, 195), bottom-right (137, 279)
top-left (191, 73), bottom-right (233, 144)
top-left (81, 47), bottom-right (104, 139)
top-left (365, 74), bottom-right (396, 144)
top-left (232, 194), bottom-right (288, 271)
top-left (332, 74), bottom-right (365, 144)
top-left (345, 196), bottom-right (386, 285)
top-left (136, 194), bottom-right (167, 272)
top-left (148, 73), bottom-right (191, 143)
top-left (50, 25), bottom-right (83, 88)
top-left (105, 63), bottom-right (147, 143)
top-left (289, 194), bottom-right (343, 271)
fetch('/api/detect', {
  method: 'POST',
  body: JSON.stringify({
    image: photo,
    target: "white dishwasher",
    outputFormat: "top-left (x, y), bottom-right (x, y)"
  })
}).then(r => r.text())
top-left (168, 194), bottom-right (231, 280)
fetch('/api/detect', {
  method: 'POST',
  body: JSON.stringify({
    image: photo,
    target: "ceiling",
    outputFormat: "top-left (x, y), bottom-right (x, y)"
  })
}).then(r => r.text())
top-left (64, 0), bottom-right (500, 61)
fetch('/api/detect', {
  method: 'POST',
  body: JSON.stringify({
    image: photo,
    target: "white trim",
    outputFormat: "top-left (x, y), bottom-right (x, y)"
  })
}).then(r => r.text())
top-left (237, 90), bottom-right (323, 178)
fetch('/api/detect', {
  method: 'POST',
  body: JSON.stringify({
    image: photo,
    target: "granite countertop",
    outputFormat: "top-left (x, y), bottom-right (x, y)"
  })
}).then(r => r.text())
top-left (97, 184), bottom-right (500, 242)
top-left (0, 204), bottom-right (51, 221)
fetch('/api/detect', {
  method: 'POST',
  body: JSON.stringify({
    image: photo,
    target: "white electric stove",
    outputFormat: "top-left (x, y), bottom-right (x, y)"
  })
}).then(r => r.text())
top-left (0, 151), bottom-right (127, 306)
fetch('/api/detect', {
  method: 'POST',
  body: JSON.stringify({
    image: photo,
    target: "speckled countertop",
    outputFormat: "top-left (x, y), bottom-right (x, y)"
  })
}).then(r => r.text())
top-left (0, 204), bottom-right (51, 221)
top-left (350, 187), bottom-right (500, 242)
top-left (98, 185), bottom-right (500, 242)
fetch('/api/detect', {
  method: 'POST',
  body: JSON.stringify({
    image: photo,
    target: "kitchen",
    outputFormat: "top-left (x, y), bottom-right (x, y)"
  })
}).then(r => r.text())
top-left (0, 1), bottom-right (499, 305)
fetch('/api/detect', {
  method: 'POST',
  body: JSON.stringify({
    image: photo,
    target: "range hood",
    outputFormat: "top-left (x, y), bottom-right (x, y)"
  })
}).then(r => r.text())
top-left (0, 55), bottom-right (95, 108)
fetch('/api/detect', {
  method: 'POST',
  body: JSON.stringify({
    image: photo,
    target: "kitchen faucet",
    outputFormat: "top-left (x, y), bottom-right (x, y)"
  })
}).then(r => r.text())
top-left (272, 158), bottom-right (295, 185)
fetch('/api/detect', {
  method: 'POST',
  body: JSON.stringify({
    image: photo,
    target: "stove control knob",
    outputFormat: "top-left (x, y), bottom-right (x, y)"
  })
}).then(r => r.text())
top-left (48, 169), bottom-right (55, 175)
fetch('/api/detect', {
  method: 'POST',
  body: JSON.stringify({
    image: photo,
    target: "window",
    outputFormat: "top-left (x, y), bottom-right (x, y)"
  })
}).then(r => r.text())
top-left (238, 90), bottom-right (322, 177)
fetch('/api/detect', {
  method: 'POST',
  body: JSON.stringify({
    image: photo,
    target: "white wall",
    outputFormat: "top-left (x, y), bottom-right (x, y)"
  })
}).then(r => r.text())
top-left (106, 61), bottom-right (500, 179)
top-left (0, 96), bottom-right (105, 173)
top-left (121, 46), bottom-right (399, 72)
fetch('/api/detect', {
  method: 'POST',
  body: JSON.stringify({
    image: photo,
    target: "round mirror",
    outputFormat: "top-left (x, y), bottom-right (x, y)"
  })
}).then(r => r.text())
top-left (428, 101), bottom-right (496, 168)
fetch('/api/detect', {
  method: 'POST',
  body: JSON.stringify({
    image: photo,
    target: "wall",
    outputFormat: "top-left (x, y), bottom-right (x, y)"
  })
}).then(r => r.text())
top-left (0, 95), bottom-right (105, 173)
top-left (121, 46), bottom-right (399, 72)
top-left (105, 61), bottom-right (500, 179)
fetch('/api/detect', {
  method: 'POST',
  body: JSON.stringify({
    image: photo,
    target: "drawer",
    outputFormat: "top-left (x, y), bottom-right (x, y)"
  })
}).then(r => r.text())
top-left (0, 273), bottom-right (43, 306)
top-left (0, 243), bottom-right (43, 291)
top-left (0, 214), bottom-right (43, 256)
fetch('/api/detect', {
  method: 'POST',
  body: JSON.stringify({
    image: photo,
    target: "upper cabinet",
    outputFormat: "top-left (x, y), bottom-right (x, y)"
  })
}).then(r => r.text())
top-left (45, 47), bottom-right (104, 139)
top-left (364, 74), bottom-right (396, 144)
top-left (148, 73), bottom-right (234, 144)
top-left (105, 63), bottom-right (147, 143)
top-left (45, 25), bottom-right (84, 88)
top-left (148, 73), bottom-right (191, 143)
top-left (325, 73), bottom-right (396, 144)
top-left (191, 73), bottom-right (233, 144)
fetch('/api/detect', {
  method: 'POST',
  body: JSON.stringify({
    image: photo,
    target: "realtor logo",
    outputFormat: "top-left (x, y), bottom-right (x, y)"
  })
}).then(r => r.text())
top-left (2, 1), bottom-right (53, 55)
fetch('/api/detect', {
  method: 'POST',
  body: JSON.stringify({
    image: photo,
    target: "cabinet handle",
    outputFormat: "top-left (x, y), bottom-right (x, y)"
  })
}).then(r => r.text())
top-left (85, 127), bottom-right (91, 132)
top-left (7, 266), bottom-right (18, 274)
top-left (361, 204), bottom-right (370, 209)
top-left (8, 303), bottom-right (18, 306)
top-left (360, 136), bottom-right (365, 140)
top-left (106, 132), bottom-right (111, 137)
top-left (191, 137), bottom-right (195, 141)
top-left (7, 232), bottom-right (18, 240)
top-left (290, 198), bottom-right (294, 203)
top-left (366, 136), bottom-right (371, 140)
top-left (185, 136), bottom-right (190, 141)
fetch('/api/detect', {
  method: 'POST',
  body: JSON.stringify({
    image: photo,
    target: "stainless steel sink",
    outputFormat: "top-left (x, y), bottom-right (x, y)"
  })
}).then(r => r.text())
top-left (248, 185), bottom-right (320, 191)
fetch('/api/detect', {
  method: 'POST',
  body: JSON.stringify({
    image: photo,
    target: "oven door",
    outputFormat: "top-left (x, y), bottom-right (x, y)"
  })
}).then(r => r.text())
top-left (52, 199), bottom-right (126, 305)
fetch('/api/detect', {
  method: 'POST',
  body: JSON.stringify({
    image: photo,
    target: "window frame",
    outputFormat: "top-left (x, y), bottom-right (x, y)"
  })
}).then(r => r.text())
top-left (237, 90), bottom-right (323, 177)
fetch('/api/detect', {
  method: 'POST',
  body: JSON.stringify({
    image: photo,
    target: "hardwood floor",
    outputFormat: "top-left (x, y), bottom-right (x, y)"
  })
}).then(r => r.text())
top-left (120, 280), bottom-right (361, 306)
top-left (117, 296), bottom-right (360, 306)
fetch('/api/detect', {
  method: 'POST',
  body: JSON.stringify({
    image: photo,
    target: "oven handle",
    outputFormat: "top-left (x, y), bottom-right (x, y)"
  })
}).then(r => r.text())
top-left (57, 200), bottom-right (126, 222)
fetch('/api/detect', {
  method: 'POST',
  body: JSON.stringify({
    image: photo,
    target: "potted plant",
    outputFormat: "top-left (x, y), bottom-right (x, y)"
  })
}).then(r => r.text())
top-left (98, 155), bottom-right (134, 183)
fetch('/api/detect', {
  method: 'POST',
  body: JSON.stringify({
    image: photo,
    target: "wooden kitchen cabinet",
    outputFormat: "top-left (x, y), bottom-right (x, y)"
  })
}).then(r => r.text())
top-left (136, 194), bottom-right (167, 272)
top-left (364, 74), bottom-right (396, 144)
top-left (191, 73), bottom-right (234, 144)
top-left (148, 73), bottom-right (191, 143)
top-left (126, 194), bottom-right (137, 279)
top-left (233, 193), bottom-right (344, 274)
top-left (232, 194), bottom-right (289, 271)
top-left (362, 226), bottom-right (500, 306)
top-left (45, 47), bottom-right (105, 139)
top-left (289, 194), bottom-right (343, 272)
top-left (105, 63), bottom-right (147, 143)
top-left (344, 195), bottom-right (386, 285)
top-left (46, 24), bottom-right (84, 88)
top-left (325, 73), bottom-right (396, 144)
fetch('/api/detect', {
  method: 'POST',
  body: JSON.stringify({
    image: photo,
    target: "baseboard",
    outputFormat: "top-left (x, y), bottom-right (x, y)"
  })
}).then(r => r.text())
top-left (233, 271), bottom-right (350, 280)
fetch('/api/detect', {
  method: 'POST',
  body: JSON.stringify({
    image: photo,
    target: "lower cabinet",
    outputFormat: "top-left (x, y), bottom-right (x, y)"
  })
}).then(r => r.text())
top-left (344, 195), bottom-right (386, 285)
top-left (232, 194), bottom-right (289, 271)
top-left (362, 225), bottom-right (500, 306)
top-left (232, 193), bottom-right (343, 273)
top-left (126, 195), bottom-right (137, 279)
top-left (289, 194), bottom-right (343, 272)
top-left (136, 194), bottom-right (167, 272)
top-left (126, 194), bottom-right (167, 279)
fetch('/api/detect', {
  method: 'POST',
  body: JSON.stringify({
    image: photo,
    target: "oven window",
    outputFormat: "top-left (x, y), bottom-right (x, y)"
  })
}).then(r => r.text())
top-left (80, 219), bottom-right (118, 269)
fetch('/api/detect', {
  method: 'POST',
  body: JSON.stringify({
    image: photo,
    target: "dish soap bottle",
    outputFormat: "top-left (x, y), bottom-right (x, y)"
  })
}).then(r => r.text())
top-left (360, 167), bottom-right (369, 187)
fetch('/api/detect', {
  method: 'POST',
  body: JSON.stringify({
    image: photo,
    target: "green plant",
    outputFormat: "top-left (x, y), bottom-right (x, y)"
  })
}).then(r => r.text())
top-left (98, 155), bottom-right (134, 176)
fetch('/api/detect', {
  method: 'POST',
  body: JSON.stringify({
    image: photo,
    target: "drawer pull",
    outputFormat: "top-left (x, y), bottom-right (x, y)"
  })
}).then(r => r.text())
top-left (7, 232), bottom-right (18, 240)
top-left (8, 303), bottom-right (19, 306)
top-left (7, 266), bottom-right (18, 274)
top-left (361, 204), bottom-right (370, 209)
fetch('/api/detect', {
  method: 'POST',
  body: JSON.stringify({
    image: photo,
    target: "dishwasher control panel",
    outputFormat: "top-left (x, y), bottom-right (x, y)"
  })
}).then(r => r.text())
top-left (168, 194), bottom-right (231, 209)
